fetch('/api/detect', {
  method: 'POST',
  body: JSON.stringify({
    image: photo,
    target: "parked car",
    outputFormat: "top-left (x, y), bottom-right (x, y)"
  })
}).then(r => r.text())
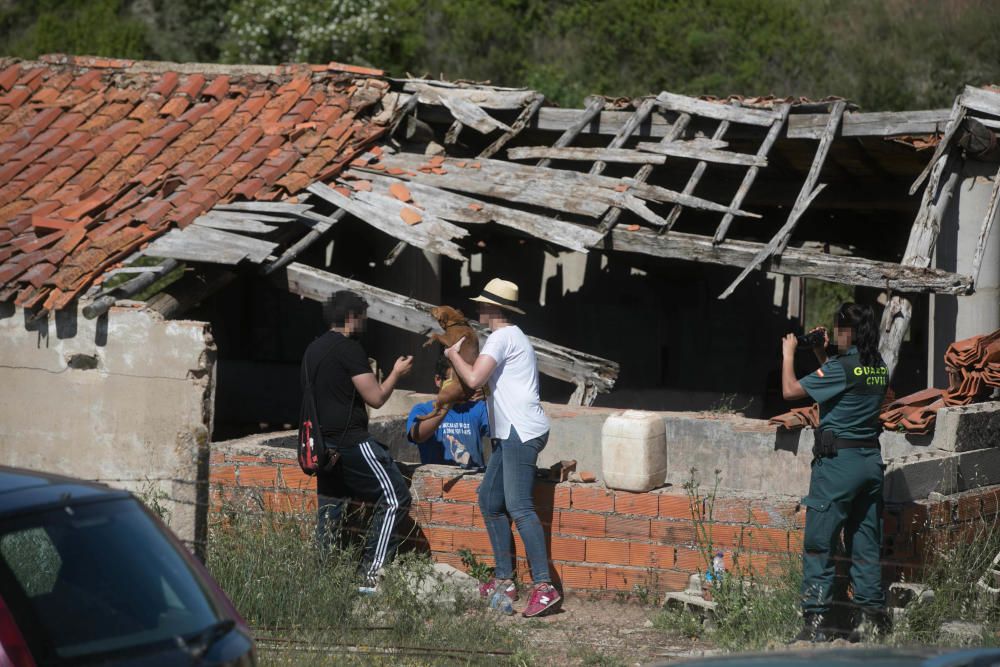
top-left (0, 466), bottom-right (256, 666)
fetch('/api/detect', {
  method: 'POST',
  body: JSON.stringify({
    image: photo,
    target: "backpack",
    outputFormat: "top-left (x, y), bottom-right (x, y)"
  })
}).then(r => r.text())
top-left (298, 338), bottom-right (352, 476)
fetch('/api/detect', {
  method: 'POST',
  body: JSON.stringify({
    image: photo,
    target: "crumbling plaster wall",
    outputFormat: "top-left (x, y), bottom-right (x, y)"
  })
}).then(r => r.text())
top-left (0, 303), bottom-right (215, 555)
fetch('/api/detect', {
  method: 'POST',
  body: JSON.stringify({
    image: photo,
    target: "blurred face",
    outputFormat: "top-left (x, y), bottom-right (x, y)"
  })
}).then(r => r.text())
top-left (478, 303), bottom-right (505, 329)
top-left (345, 312), bottom-right (368, 338)
top-left (834, 325), bottom-right (852, 350)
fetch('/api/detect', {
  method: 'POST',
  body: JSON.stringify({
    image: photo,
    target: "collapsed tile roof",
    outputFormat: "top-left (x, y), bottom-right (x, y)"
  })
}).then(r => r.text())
top-left (0, 55), bottom-right (390, 311)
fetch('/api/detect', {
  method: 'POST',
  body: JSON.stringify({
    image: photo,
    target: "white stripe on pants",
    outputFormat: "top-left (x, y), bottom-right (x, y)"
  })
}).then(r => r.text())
top-left (360, 440), bottom-right (399, 578)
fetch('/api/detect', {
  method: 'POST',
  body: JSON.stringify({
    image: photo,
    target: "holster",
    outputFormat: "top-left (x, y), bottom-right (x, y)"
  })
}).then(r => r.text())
top-left (813, 429), bottom-right (837, 458)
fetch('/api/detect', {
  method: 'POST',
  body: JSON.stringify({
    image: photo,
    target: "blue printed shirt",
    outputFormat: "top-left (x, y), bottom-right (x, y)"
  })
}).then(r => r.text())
top-left (405, 400), bottom-right (489, 468)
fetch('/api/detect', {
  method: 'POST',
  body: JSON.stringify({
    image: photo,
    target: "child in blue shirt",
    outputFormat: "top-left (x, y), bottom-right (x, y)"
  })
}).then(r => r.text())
top-left (406, 357), bottom-right (489, 469)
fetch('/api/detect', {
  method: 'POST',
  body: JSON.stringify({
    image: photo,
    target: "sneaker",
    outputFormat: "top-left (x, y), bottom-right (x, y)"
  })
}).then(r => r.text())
top-left (522, 582), bottom-right (561, 618)
top-left (479, 578), bottom-right (518, 602)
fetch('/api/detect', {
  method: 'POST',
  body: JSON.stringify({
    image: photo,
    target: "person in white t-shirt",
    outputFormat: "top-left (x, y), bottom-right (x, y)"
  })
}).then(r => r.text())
top-left (444, 278), bottom-right (561, 618)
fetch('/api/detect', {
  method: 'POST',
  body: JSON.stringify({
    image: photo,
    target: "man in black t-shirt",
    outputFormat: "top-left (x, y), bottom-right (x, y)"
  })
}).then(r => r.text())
top-left (302, 290), bottom-right (413, 590)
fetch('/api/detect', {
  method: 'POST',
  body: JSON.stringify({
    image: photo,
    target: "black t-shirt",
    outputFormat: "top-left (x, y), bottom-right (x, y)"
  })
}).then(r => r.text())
top-left (301, 331), bottom-right (372, 447)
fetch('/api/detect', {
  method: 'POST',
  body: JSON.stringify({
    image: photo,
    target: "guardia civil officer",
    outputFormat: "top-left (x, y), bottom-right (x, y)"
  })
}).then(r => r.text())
top-left (780, 303), bottom-right (891, 642)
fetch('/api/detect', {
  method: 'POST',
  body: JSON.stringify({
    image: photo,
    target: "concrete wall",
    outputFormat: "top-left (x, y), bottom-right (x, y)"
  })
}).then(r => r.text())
top-left (0, 304), bottom-right (215, 555)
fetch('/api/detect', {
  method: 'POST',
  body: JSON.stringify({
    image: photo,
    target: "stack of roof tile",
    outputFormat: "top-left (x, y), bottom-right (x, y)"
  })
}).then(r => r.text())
top-left (880, 329), bottom-right (1000, 434)
top-left (769, 403), bottom-right (820, 430)
top-left (0, 55), bottom-right (389, 313)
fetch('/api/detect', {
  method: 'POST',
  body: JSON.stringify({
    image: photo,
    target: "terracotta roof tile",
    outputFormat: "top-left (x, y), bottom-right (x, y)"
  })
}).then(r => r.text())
top-left (0, 64), bottom-right (19, 91)
top-left (0, 57), bottom-right (388, 311)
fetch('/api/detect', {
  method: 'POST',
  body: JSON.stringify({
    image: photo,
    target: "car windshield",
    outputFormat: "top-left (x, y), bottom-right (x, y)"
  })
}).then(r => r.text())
top-left (0, 497), bottom-right (221, 660)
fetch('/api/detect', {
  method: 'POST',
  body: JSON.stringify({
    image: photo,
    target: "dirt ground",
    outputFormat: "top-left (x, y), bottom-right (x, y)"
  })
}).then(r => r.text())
top-left (497, 596), bottom-right (714, 666)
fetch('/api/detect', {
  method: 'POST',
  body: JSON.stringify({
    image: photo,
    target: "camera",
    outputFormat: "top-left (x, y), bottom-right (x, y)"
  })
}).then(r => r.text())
top-left (797, 330), bottom-right (826, 348)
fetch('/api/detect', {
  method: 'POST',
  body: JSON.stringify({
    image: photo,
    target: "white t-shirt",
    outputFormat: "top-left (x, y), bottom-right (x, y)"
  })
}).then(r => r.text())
top-left (479, 325), bottom-right (550, 441)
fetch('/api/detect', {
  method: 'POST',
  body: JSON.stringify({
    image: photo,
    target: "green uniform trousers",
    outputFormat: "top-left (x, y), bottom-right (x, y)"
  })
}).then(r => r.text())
top-left (801, 447), bottom-right (885, 614)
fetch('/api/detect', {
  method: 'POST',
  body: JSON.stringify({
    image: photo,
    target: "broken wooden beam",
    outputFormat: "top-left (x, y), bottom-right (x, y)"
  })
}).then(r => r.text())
top-left (714, 104), bottom-right (790, 243)
top-left (654, 91), bottom-right (781, 127)
top-left (537, 96), bottom-right (605, 169)
top-left (478, 93), bottom-right (545, 159)
top-left (662, 113), bottom-right (732, 231)
top-left (880, 150), bottom-right (964, 376)
top-left (279, 262), bottom-right (620, 402)
top-left (261, 209), bottom-right (346, 276)
top-left (590, 97), bottom-right (657, 176)
top-left (307, 182), bottom-right (467, 261)
top-left (145, 224), bottom-right (279, 265)
top-left (718, 101), bottom-right (846, 299)
top-left (82, 259), bottom-right (180, 319)
top-left (412, 83), bottom-right (511, 134)
top-left (910, 96), bottom-right (966, 196)
top-left (608, 225), bottom-right (970, 295)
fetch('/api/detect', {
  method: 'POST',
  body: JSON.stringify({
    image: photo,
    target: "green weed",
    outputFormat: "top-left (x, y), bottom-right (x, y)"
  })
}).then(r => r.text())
top-left (207, 504), bottom-right (529, 666)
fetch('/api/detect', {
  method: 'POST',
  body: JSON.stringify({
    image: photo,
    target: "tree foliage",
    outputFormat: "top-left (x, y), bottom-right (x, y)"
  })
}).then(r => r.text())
top-left (2, 0), bottom-right (1000, 111)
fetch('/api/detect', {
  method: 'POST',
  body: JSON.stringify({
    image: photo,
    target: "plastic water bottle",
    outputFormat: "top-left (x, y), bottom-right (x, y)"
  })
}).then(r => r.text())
top-left (489, 590), bottom-right (514, 615)
top-left (712, 552), bottom-right (725, 581)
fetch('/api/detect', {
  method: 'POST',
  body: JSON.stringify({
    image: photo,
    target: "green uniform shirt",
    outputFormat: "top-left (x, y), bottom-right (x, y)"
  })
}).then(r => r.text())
top-left (798, 345), bottom-right (888, 440)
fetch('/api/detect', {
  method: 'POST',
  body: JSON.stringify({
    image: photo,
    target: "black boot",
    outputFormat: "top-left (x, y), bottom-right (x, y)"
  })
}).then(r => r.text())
top-left (791, 612), bottom-right (836, 643)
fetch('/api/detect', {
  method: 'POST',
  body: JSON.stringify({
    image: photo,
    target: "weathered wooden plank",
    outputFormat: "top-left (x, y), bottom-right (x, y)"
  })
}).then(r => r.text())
top-left (281, 262), bottom-right (620, 394)
top-left (662, 117), bottom-right (732, 231)
top-left (590, 97), bottom-right (657, 176)
top-left (971, 165), bottom-right (1000, 287)
top-left (412, 83), bottom-right (511, 134)
top-left (307, 182), bottom-right (467, 261)
top-left (343, 170), bottom-right (602, 251)
top-left (635, 141), bottom-right (766, 167)
top-left (509, 146), bottom-right (667, 165)
top-left (372, 152), bottom-right (760, 219)
top-left (528, 105), bottom-right (948, 140)
top-left (597, 113), bottom-right (693, 236)
top-left (880, 150), bottom-right (964, 376)
top-left (479, 93), bottom-right (545, 159)
top-left (714, 104), bottom-right (790, 243)
top-left (654, 91), bottom-right (780, 126)
top-left (775, 101), bottom-right (846, 255)
top-left (717, 183), bottom-right (827, 300)
top-left (538, 97), bottom-right (605, 169)
top-left (193, 215), bottom-right (279, 234)
top-left (213, 202), bottom-right (313, 215)
top-left (609, 226), bottom-right (971, 294)
top-left (197, 210), bottom-right (299, 224)
top-left (910, 96), bottom-right (966, 196)
top-left (959, 86), bottom-right (1000, 118)
top-left (786, 108), bottom-right (948, 139)
top-left (261, 209), bottom-right (347, 276)
top-left (145, 225), bottom-right (278, 264)
top-left (399, 80), bottom-right (537, 109)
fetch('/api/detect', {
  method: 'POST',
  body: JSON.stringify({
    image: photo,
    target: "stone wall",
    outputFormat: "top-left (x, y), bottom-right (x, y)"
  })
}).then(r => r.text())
top-left (0, 304), bottom-right (215, 554)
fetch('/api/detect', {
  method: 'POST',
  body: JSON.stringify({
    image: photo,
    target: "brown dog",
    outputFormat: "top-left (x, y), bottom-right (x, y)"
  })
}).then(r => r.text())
top-left (416, 305), bottom-right (479, 421)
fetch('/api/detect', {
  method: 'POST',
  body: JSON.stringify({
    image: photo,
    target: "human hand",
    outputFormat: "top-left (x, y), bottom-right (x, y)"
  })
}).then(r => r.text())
top-left (781, 333), bottom-right (798, 359)
top-left (392, 355), bottom-right (413, 377)
top-left (470, 387), bottom-right (485, 402)
top-left (445, 337), bottom-right (465, 360)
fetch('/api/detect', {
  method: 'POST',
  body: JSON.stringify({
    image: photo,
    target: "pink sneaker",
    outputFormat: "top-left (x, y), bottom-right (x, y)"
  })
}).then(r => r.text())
top-left (479, 578), bottom-right (518, 602)
top-left (522, 582), bottom-right (561, 617)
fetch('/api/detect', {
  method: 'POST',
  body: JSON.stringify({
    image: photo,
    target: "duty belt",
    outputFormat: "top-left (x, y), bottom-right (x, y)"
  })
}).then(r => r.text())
top-left (813, 429), bottom-right (879, 458)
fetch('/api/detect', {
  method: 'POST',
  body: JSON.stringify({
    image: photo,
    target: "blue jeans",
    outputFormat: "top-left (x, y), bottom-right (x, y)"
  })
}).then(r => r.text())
top-left (478, 426), bottom-right (551, 584)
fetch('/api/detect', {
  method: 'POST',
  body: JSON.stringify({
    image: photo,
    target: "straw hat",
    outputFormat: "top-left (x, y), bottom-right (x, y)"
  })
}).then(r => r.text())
top-left (470, 278), bottom-right (526, 315)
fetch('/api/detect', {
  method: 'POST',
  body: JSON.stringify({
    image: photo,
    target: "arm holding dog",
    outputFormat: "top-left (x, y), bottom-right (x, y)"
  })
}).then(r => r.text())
top-left (445, 337), bottom-right (496, 389)
top-left (353, 355), bottom-right (413, 408)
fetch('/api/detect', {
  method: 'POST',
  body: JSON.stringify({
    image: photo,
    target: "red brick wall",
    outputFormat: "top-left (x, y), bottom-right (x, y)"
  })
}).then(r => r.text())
top-left (208, 449), bottom-right (1000, 595)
